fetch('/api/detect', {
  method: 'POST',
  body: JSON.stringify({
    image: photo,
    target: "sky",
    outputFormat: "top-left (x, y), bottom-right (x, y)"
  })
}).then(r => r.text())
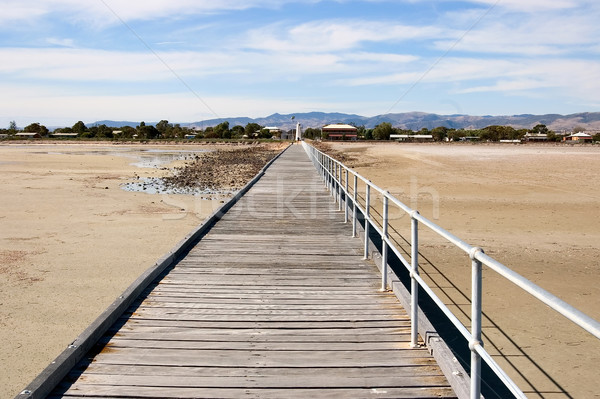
top-left (1, 0), bottom-right (599, 127)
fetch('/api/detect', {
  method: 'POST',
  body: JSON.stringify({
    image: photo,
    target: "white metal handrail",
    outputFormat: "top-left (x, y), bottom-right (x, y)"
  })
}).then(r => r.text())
top-left (302, 141), bottom-right (600, 399)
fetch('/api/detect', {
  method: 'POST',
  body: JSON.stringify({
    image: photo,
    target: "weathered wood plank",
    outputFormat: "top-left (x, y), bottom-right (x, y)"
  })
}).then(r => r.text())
top-left (51, 386), bottom-right (457, 399)
top-left (71, 364), bottom-right (443, 378)
top-left (60, 374), bottom-right (451, 389)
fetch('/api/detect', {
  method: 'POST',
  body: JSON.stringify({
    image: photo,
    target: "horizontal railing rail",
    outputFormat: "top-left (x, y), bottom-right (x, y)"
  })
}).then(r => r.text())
top-left (302, 141), bottom-right (600, 399)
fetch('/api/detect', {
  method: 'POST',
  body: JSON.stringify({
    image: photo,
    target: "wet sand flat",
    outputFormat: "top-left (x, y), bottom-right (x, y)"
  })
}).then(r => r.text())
top-left (0, 143), bottom-right (225, 397)
top-left (329, 142), bottom-right (600, 399)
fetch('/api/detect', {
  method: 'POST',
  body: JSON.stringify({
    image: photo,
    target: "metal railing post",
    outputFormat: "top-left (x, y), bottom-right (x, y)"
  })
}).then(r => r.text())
top-left (352, 175), bottom-right (358, 238)
top-left (330, 159), bottom-right (334, 197)
top-left (344, 168), bottom-right (349, 223)
top-left (381, 195), bottom-right (389, 291)
top-left (364, 184), bottom-right (370, 260)
top-left (410, 211), bottom-right (420, 347)
top-left (327, 158), bottom-right (332, 194)
top-left (470, 247), bottom-right (484, 399)
top-left (337, 163), bottom-right (342, 211)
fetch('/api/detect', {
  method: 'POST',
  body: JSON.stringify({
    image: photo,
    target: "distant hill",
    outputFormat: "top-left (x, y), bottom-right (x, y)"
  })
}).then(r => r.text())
top-left (91, 112), bottom-right (600, 132)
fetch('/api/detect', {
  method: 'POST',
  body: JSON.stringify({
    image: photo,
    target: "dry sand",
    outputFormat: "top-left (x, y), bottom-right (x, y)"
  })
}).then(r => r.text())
top-left (329, 141), bottom-right (599, 399)
top-left (0, 143), bottom-right (226, 397)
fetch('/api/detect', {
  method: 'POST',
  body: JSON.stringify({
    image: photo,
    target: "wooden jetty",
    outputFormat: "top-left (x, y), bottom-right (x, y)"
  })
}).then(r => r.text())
top-left (24, 145), bottom-right (458, 398)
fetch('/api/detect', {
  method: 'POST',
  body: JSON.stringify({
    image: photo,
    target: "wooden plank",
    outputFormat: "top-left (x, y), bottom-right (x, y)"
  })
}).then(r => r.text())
top-left (71, 364), bottom-right (444, 378)
top-left (86, 348), bottom-right (438, 368)
top-left (60, 374), bottom-right (451, 389)
top-left (51, 386), bottom-right (456, 399)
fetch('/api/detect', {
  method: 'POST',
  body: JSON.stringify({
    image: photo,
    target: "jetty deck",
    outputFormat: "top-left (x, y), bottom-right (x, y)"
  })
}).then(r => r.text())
top-left (49, 145), bottom-right (456, 398)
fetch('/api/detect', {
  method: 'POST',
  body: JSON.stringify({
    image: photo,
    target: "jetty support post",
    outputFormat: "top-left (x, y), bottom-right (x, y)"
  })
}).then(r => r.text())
top-left (410, 210), bottom-right (420, 348)
top-left (363, 184), bottom-right (371, 260)
top-left (352, 175), bottom-right (358, 238)
top-left (344, 168), bottom-right (349, 223)
top-left (470, 247), bottom-right (484, 399)
top-left (381, 195), bottom-right (389, 291)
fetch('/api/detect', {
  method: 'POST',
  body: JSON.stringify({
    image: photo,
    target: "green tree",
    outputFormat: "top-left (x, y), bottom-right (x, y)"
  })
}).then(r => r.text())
top-left (24, 122), bottom-right (49, 136)
top-left (303, 127), bottom-right (320, 140)
top-left (138, 125), bottom-right (159, 139)
top-left (8, 120), bottom-right (17, 134)
top-left (171, 124), bottom-right (185, 139)
top-left (231, 125), bottom-right (245, 138)
top-left (373, 122), bottom-right (393, 140)
top-left (431, 126), bottom-right (448, 141)
top-left (244, 123), bottom-right (262, 138)
top-left (355, 125), bottom-right (366, 139)
top-left (214, 121), bottom-right (230, 139)
top-left (120, 126), bottom-right (136, 138)
top-left (95, 124), bottom-right (113, 138)
top-left (530, 124), bottom-right (549, 134)
top-left (156, 120), bottom-right (171, 138)
top-left (72, 121), bottom-right (88, 135)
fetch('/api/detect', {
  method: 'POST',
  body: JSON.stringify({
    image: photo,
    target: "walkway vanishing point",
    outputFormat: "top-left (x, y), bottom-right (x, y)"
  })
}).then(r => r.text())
top-left (20, 145), bottom-right (459, 399)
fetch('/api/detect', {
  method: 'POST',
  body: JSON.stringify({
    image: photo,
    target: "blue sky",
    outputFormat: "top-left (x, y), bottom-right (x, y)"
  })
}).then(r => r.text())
top-left (1, 0), bottom-right (599, 127)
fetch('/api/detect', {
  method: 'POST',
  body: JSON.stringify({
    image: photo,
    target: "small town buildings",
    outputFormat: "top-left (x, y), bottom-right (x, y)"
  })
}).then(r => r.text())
top-left (323, 124), bottom-right (357, 140)
top-left (563, 132), bottom-right (593, 142)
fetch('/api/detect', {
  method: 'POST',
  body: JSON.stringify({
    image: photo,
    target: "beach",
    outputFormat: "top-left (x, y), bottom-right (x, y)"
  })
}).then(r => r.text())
top-left (0, 142), bottom-right (264, 397)
top-left (326, 141), bottom-right (599, 398)
top-left (1, 141), bottom-right (598, 398)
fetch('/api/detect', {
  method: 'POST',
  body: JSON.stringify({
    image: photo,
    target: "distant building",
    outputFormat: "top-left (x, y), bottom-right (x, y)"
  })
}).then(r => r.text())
top-left (390, 134), bottom-right (434, 142)
top-left (563, 132), bottom-right (592, 142)
top-left (184, 134), bottom-right (196, 139)
top-left (15, 132), bottom-right (41, 139)
top-left (280, 130), bottom-right (294, 140)
top-left (323, 124), bottom-right (357, 140)
top-left (524, 133), bottom-right (548, 142)
top-left (265, 126), bottom-right (281, 134)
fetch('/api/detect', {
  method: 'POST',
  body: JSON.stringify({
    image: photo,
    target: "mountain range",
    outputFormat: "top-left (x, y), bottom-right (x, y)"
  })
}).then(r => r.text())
top-left (92, 111), bottom-right (600, 132)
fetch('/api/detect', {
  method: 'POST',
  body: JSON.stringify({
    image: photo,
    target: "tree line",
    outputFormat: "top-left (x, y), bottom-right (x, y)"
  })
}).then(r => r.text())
top-left (306, 122), bottom-right (599, 142)
top-left (0, 120), bottom-right (278, 140)
top-left (2, 120), bottom-right (599, 142)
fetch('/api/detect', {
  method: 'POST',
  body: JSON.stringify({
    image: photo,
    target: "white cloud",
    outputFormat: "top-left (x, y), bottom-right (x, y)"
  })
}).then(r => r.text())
top-left (243, 20), bottom-right (441, 53)
top-left (46, 38), bottom-right (77, 48)
top-left (0, 0), bottom-right (312, 27)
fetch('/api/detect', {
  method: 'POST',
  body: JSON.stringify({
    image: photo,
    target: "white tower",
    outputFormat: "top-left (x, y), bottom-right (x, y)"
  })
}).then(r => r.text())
top-left (295, 122), bottom-right (302, 141)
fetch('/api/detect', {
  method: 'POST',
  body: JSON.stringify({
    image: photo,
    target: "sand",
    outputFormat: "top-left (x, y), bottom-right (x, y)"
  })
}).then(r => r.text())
top-left (328, 142), bottom-right (599, 399)
top-left (0, 143), bottom-right (226, 397)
